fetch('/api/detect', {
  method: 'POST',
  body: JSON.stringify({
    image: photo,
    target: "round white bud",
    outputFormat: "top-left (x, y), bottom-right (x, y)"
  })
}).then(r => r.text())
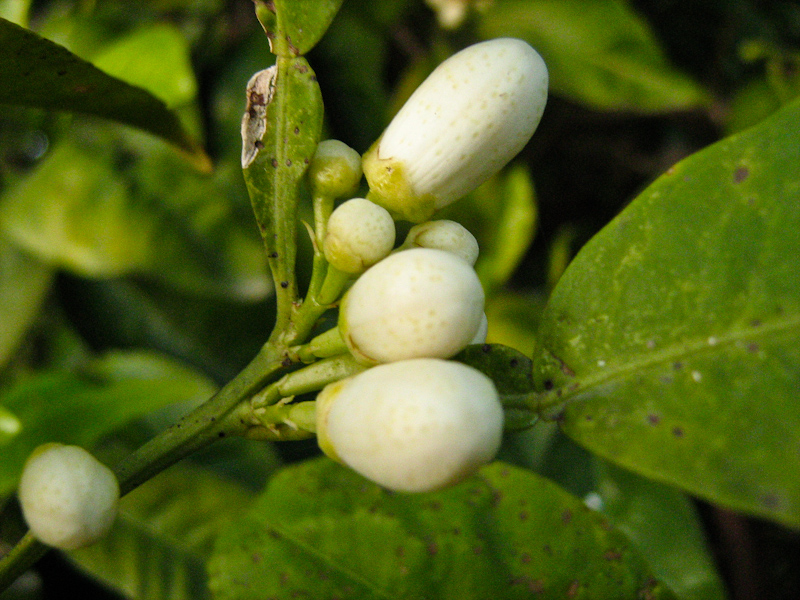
top-left (363, 38), bottom-right (548, 222)
top-left (323, 198), bottom-right (396, 274)
top-left (308, 139), bottom-right (363, 199)
top-left (18, 444), bottom-right (119, 550)
top-left (316, 358), bottom-right (503, 492)
top-left (340, 248), bottom-right (485, 364)
top-left (403, 220), bottom-right (479, 265)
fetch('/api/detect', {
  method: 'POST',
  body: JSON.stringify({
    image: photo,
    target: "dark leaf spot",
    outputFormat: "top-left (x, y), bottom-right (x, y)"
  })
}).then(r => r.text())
top-left (567, 580), bottom-right (580, 597)
top-left (271, 158), bottom-right (279, 168)
top-left (481, 343), bottom-right (492, 353)
top-left (672, 426), bottom-right (684, 438)
top-left (254, 140), bottom-right (264, 150)
top-left (747, 343), bottom-right (760, 353)
top-left (647, 414), bottom-right (661, 426)
top-left (510, 358), bottom-right (519, 367)
top-left (294, 126), bottom-right (300, 134)
top-left (543, 379), bottom-right (554, 391)
top-left (751, 319), bottom-right (762, 327)
top-left (427, 542), bottom-right (438, 556)
top-left (519, 511), bottom-right (529, 521)
top-left (763, 494), bottom-right (780, 509)
top-left (280, 281), bottom-right (289, 288)
top-left (604, 549), bottom-right (623, 561)
top-left (282, 357), bottom-right (293, 367)
top-left (561, 509), bottom-right (572, 524)
top-left (286, 159), bottom-right (292, 167)
top-left (673, 361), bottom-right (683, 370)
top-left (734, 166), bottom-right (749, 183)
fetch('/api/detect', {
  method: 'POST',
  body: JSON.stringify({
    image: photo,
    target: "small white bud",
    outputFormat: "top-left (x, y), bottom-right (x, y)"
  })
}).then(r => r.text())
top-left (18, 444), bottom-right (119, 550)
top-left (340, 248), bottom-right (485, 364)
top-left (363, 38), bottom-right (548, 222)
top-left (403, 220), bottom-right (479, 265)
top-left (308, 140), bottom-right (363, 199)
top-left (324, 198), bottom-right (396, 274)
top-left (316, 358), bottom-right (503, 492)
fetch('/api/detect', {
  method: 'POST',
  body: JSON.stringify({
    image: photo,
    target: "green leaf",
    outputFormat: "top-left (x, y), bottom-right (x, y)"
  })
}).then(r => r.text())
top-left (505, 430), bottom-right (727, 600)
top-left (0, 350), bottom-right (216, 497)
top-left (478, 0), bottom-right (709, 112)
top-left (0, 240), bottom-right (53, 369)
top-left (92, 23), bottom-right (197, 110)
top-left (531, 97), bottom-right (800, 527)
top-left (241, 56), bottom-right (323, 315)
top-left (0, 128), bottom-right (270, 299)
top-left (0, 18), bottom-right (207, 165)
top-left (595, 460), bottom-right (728, 600)
top-left (254, 0), bottom-right (343, 56)
top-left (70, 462), bottom-right (254, 600)
top-left (209, 458), bottom-right (675, 600)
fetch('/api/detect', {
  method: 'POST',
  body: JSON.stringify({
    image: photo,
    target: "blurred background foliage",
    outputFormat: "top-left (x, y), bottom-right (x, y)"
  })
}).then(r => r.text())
top-left (1, 0), bottom-right (799, 599)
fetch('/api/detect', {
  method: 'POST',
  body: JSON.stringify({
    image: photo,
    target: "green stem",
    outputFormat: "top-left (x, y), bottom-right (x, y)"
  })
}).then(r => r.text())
top-left (251, 354), bottom-right (365, 409)
top-left (294, 326), bottom-right (349, 363)
top-left (0, 533), bottom-right (47, 593)
top-left (0, 342), bottom-right (291, 591)
top-left (114, 342), bottom-right (285, 495)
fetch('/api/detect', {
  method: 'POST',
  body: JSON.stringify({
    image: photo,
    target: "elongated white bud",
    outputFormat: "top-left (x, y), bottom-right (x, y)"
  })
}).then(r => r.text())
top-left (340, 248), bottom-right (484, 364)
top-left (402, 219), bottom-right (479, 265)
top-left (18, 444), bottom-right (119, 550)
top-left (324, 198), bottom-right (396, 274)
top-left (316, 358), bottom-right (503, 492)
top-left (363, 38), bottom-right (548, 222)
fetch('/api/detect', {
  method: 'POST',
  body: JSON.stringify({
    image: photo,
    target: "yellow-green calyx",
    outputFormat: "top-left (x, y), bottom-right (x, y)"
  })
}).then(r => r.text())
top-left (362, 137), bottom-right (438, 223)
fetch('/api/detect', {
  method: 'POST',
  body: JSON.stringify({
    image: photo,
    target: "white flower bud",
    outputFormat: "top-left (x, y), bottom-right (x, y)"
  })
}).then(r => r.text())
top-left (363, 38), bottom-right (548, 222)
top-left (340, 248), bottom-right (485, 364)
top-left (18, 444), bottom-right (119, 550)
top-left (403, 219), bottom-right (479, 265)
top-left (470, 312), bottom-right (489, 345)
top-left (323, 198), bottom-right (396, 274)
top-left (316, 358), bottom-right (503, 492)
top-left (308, 140), bottom-right (363, 199)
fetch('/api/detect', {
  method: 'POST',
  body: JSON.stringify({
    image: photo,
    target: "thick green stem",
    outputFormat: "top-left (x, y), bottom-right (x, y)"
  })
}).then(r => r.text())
top-left (114, 342), bottom-right (285, 495)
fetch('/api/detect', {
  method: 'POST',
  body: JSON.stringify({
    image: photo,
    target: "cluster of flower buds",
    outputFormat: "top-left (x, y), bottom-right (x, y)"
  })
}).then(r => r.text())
top-left (307, 38), bottom-right (548, 492)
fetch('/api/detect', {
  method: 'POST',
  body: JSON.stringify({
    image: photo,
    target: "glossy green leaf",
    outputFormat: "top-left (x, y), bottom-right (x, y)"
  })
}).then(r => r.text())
top-left (0, 350), bottom-right (216, 496)
top-left (531, 97), bottom-right (800, 527)
top-left (456, 344), bottom-right (533, 395)
top-left (254, 0), bottom-right (343, 56)
top-left (242, 56), bottom-right (323, 308)
top-left (70, 462), bottom-right (254, 600)
top-left (209, 458), bottom-right (675, 600)
top-left (0, 127), bottom-right (270, 299)
top-left (505, 429), bottom-right (726, 600)
top-left (0, 241), bottom-right (53, 369)
top-left (92, 23), bottom-right (197, 110)
top-left (0, 18), bottom-right (207, 164)
top-left (478, 0), bottom-right (708, 112)
top-left (595, 461), bottom-right (728, 600)
top-left (0, 0), bottom-right (30, 26)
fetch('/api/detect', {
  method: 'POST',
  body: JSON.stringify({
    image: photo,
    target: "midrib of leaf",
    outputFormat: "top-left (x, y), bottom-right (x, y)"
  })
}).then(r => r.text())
top-left (266, 518), bottom-right (397, 600)
top-left (538, 310), bottom-right (800, 412)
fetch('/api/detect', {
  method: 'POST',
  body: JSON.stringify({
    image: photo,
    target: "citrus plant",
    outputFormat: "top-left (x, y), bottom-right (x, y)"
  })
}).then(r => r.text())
top-left (1, 1), bottom-right (799, 599)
